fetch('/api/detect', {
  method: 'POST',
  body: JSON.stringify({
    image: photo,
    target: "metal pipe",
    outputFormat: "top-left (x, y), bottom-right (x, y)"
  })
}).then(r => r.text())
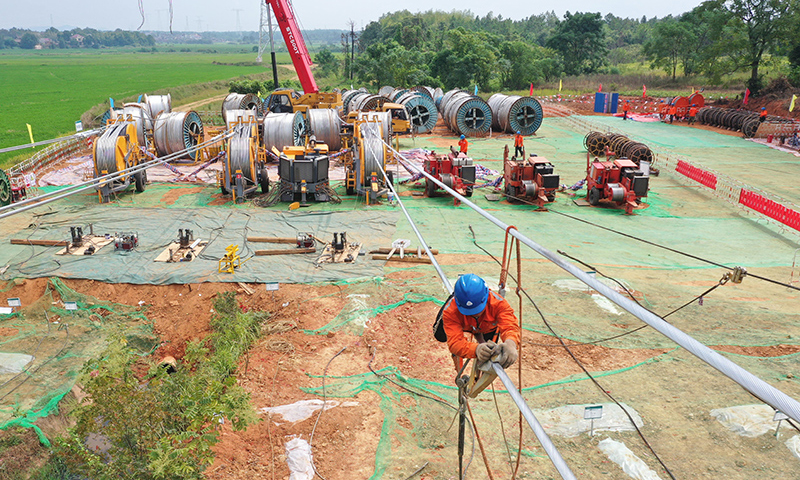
top-left (492, 362), bottom-right (577, 480)
top-left (361, 126), bottom-right (451, 293)
top-left (395, 146), bottom-right (800, 424)
top-left (0, 130), bottom-right (233, 219)
top-left (0, 129), bottom-right (103, 154)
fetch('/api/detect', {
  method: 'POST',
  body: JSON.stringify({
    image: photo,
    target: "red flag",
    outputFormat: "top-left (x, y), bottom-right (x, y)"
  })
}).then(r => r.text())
top-left (529, 83), bottom-right (534, 96)
top-left (743, 88), bottom-right (750, 105)
top-left (598, 83), bottom-right (603, 92)
top-left (642, 84), bottom-right (647, 99)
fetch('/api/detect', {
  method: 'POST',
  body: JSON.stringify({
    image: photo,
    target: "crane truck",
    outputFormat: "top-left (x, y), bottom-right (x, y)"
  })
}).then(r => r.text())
top-left (261, 0), bottom-right (342, 113)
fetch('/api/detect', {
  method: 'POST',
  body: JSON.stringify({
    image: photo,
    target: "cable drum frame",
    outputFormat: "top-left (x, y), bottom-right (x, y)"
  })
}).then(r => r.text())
top-left (488, 94), bottom-right (544, 135)
top-left (262, 112), bottom-right (306, 153)
top-left (153, 111), bottom-right (204, 162)
top-left (92, 120), bottom-right (145, 203)
top-left (223, 121), bottom-right (269, 203)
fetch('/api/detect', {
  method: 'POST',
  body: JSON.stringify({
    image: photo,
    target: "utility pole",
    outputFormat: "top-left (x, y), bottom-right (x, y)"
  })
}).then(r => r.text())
top-left (257, 0), bottom-right (279, 89)
top-left (350, 23), bottom-right (356, 81)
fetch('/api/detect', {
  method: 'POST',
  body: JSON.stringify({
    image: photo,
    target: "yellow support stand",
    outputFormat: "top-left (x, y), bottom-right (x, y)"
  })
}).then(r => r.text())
top-left (218, 244), bottom-right (241, 274)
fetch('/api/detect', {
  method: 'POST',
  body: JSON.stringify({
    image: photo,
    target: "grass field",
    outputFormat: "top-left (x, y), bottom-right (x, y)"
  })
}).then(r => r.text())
top-left (0, 47), bottom-right (294, 167)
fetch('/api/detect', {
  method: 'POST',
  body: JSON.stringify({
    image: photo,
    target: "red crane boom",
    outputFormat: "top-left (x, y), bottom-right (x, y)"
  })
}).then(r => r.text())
top-left (266, 0), bottom-right (318, 94)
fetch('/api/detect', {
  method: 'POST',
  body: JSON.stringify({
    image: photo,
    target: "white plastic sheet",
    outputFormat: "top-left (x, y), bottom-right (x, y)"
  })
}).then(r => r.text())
top-left (259, 399), bottom-right (359, 424)
top-left (285, 437), bottom-right (314, 480)
top-left (710, 404), bottom-right (776, 437)
top-left (598, 438), bottom-right (663, 480)
top-left (785, 435), bottom-right (800, 460)
top-left (0, 352), bottom-right (33, 374)
top-left (537, 403), bottom-right (642, 438)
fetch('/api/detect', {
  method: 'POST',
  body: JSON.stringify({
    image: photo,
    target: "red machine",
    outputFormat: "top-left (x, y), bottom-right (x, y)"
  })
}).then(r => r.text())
top-left (585, 153), bottom-right (649, 214)
top-left (502, 145), bottom-right (559, 208)
top-left (267, 0), bottom-right (317, 94)
top-left (424, 151), bottom-right (476, 203)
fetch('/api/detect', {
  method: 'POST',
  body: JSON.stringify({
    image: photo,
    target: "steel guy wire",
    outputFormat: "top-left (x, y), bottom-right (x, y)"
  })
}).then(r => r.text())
top-left (391, 144), bottom-right (800, 425)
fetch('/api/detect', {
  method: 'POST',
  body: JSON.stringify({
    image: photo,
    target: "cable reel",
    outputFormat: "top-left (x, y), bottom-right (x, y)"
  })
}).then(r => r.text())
top-left (223, 122), bottom-right (269, 202)
top-left (0, 168), bottom-right (11, 206)
top-left (92, 120), bottom-right (145, 202)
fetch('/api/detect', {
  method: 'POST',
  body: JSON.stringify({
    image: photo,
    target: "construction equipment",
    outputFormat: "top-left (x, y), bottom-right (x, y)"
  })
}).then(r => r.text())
top-left (154, 229), bottom-right (208, 262)
top-left (423, 150), bottom-right (476, 201)
top-left (316, 232), bottom-right (362, 264)
top-left (278, 141), bottom-right (332, 203)
top-left (585, 152), bottom-right (649, 215)
top-left (114, 232), bottom-right (139, 251)
top-left (502, 145), bottom-right (560, 208)
top-left (219, 245), bottom-right (241, 273)
top-left (247, 233), bottom-right (318, 256)
top-left (93, 119), bottom-right (147, 203)
top-left (344, 115), bottom-right (393, 204)
top-left (220, 119), bottom-right (270, 203)
top-left (260, 0), bottom-right (342, 113)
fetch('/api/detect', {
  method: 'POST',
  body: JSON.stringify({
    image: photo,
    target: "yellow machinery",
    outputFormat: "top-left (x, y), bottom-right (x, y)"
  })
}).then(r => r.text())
top-left (345, 115), bottom-right (393, 203)
top-left (264, 90), bottom-right (342, 114)
top-left (218, 244), bottom-right (241, 273)
top-left (93, 118), bottom-right (146, 203)
top-left (220, 116), bottom-right (271, 203)
top-left (380, 102), bottom-right (411, 135)
top-left (277, 141), bottom-right (333, 203)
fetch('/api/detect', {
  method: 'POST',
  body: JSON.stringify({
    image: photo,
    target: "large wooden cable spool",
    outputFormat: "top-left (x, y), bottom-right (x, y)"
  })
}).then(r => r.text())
top-left (487, 93), bottom-right (543, 135)
top-left (396, 91), bottom-right (438, 134)
top-left (442, 91), bottom-right (492, 136)
top-left (584, 131), bottom-right (608, 156)
top-left (144, 93), bottom-right (172, 119)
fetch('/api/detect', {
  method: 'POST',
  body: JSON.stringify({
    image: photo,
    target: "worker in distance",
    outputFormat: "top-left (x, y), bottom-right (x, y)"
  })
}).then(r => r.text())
top-left (434, 274), bottom-right (520, 370)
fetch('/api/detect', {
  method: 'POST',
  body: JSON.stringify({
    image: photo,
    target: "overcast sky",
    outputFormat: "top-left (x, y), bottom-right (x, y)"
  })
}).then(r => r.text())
top-left (2, 0), bottom-right (704, 32)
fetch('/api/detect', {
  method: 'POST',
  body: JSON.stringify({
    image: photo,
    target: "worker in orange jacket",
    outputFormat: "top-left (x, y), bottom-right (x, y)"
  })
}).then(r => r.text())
top-left (458, 134), bottom-right (469, 155)
top-left (439, 274), bottom-right (520, 370)
top-left (669, 104), bottom-right (677, 124)
top-left (513, 131), bottom-right (524, 158)
top-left (622, 100), bottom-right (630, 120)
top-left (688, 104), bottom-right (698, 125)
top-left (759, 107), bottom-right (767, 122)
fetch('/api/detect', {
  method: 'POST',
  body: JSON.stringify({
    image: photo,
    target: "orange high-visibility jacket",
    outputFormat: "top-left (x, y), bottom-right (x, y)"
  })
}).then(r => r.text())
top-left (689, 107), bottom-right (698, 117)
top-left (442, 290), bottom-right (521, 359)
top-left (458, 138), bottom-right (468, 153)
top-left (760, 110), bottom-right (768, 118)
top-left (514, 134), bottom-right (524, 147)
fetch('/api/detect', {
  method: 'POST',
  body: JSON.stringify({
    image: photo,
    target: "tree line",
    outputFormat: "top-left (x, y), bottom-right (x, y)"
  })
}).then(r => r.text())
top-left (313, 0), bottom-right (799, 95)
top-left (0, 27), bottom-right (155, 49)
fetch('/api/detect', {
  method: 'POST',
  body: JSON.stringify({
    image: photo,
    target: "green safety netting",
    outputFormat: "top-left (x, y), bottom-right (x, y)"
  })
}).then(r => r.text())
top-left (0, 278), bottom-right (157, 445)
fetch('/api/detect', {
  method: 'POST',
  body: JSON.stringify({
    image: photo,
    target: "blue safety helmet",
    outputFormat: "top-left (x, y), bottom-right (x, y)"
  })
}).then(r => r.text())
top-left (460, 134), bottom-right (466, 139)
top-left (761, 107), bottom-right (766, 110)
top-left (454, 274), bottom-right (489, 316)
top-left (516, 131), bottom-right (521, 134)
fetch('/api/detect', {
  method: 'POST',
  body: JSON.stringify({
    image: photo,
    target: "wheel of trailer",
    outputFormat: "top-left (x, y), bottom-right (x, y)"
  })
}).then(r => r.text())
top-left (588, 187), bottom-right (600, 206)
top-left (547, 193), bottom-right (555, 202)
top-left (466, 186), bottom-right (473, 197)
top-left (426, 178), bottom-right (437, 197)
top-left (260, 168), bottom-right (270, 194)
top-left (347, 185), bottom-right (355, 196)
top-left (134, 169), bottom-right (147, 193)
top-left (0, 169), bottom-right (11, 207)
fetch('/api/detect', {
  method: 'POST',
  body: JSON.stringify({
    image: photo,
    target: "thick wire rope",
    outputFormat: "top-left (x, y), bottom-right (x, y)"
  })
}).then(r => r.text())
top-left (470, 227), bottom-right (680, 476)
top-left (364, 128), bottom-right (578, 479)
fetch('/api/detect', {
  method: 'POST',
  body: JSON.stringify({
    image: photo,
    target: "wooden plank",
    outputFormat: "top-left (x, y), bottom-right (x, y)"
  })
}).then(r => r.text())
top-left (254, 247), bottom-right (316, 256)
top-left (247, 237), bottom-right (296, 244)
top-left (237, 282), bottom-right (255, 295)
top-left (11, 239), bottom-right (69, 246)
top-left (56, 236), bottom-right (114, 256)
top-left (371, 255), bottom-right (432, 264)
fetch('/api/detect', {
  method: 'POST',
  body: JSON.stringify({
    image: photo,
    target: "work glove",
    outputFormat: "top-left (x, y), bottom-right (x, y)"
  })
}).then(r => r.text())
top-left (475, 341), bottom-right (497, 363)
top-left (495, 339), bottom-right (518, 368)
